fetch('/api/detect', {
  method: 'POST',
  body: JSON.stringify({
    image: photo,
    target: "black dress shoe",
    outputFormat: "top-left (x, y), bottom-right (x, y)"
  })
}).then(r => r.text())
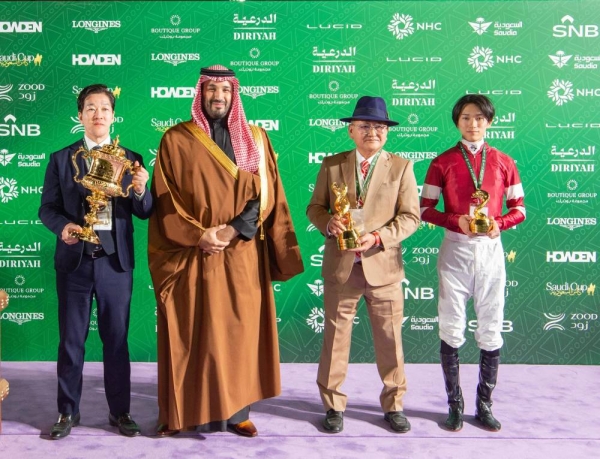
top-left (228, 420), bottom-right (258, 437)
top-left (50, 412), bottom-right (81, 440)
top-left (323, 409), bottom-right (344, 433)
top-left (384, 411), bottom-right (411, 433)
top-left (156, 423), bottom-right (180, 437)
top-left (109, 413), bottom-right (141, 437)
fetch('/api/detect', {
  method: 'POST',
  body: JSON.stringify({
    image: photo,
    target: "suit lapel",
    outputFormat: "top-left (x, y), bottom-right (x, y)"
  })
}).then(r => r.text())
top-left (363, 150), bottom-right (390, 207)
top-left (341, 150), bottom-right (357, 207)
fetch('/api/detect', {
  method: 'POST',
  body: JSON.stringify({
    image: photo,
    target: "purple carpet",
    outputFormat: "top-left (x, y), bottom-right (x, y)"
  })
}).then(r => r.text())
top-left (0, 362), bottom-right (598, 458)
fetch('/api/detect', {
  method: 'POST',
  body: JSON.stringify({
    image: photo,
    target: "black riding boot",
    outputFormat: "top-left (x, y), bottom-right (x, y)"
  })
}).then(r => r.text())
top-left (475, 348), bottom-right (501, 431)
top-left (440, 341), bottom-right (463, 431)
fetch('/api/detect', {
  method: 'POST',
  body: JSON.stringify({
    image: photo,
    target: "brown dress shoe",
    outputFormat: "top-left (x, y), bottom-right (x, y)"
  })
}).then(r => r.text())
top-left (228, 420), bottom-right (258, 437)
top-left (156, 423), bottom-right (180, 437)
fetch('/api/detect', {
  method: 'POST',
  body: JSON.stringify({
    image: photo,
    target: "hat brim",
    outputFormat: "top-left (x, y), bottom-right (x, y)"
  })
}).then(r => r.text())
top-left (340, 115), bottom-right (399, 126)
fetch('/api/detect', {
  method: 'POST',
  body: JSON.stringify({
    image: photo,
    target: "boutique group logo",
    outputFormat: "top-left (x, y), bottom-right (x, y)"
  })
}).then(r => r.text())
top-left (548, 79), bottom-right (574, 105)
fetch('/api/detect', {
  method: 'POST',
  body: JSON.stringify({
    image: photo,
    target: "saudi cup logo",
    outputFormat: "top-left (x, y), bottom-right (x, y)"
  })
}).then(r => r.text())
top-left (547, 79), bottom-right (574, 106)
top-left (0, 177), bottom-right (19, 203)
top-left (306, 307), bottom-right (325, 333)
top-left (468, 46), bottom-right (494, 72)
top-left (388, 14), bottom-right (414, 40)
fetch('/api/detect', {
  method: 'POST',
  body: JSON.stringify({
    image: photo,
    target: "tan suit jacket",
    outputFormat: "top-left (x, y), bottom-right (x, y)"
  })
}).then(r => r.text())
top-left (307, 149), bottom-right (420, 286)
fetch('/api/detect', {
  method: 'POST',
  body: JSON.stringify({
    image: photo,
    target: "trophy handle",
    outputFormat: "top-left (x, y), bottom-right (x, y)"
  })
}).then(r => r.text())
top-left (71, 146), bottom-right (86, 183)
top-left (118, 162), bottom-right (136, 198)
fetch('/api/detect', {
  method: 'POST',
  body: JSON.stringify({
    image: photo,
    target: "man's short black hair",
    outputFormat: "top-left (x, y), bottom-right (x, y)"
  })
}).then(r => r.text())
top-left (77, 84), bottom-right (115, 113)
top-left (451, 94), bottom-right (495, 126)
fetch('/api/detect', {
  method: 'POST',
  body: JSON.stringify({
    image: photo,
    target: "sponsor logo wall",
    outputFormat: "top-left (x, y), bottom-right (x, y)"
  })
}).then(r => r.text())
top-left (0, 1), bottom-right (598, 365)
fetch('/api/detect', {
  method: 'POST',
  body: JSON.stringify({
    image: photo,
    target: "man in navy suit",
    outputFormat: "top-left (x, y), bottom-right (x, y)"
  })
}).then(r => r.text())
top-left (39, 84), bottom-right (153, 439)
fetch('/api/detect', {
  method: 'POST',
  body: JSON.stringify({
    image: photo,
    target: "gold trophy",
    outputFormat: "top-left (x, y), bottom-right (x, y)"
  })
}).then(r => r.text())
top-left (469, 189), bottom-right (491, 234)
top-left (331, 182), bottom-right (360, 250)
top-left (71, 137), bottom-right (136, 244)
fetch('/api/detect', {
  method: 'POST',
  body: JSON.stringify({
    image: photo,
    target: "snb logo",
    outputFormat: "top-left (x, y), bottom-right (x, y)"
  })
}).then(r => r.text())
top-left (546, 251), bottom-right (597, 263)
top-left (553, 15), bottom-right (599, 38)
top-left (543, 313), bottom-right (565, 331)
top-left (468, 320), bottom-right (513, 333)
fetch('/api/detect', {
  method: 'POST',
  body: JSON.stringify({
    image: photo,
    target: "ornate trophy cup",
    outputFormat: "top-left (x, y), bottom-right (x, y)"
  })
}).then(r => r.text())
top-left (331, 182), bottom-right (361, 250)
top-left (71, 137), bottom-right (135, 244)
top-left (469, 189), bottom-right (491, 234)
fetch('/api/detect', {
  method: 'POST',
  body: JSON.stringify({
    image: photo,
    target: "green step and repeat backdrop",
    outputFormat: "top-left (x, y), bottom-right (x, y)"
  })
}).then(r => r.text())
top-left (0, 1), bottom-right (598, 364)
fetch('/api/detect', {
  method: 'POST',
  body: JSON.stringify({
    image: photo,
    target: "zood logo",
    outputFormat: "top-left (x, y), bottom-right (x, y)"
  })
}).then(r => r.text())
top-left (239, 86), bottom-right (279, 99)
top-left (546, 282), bottom-right (595, 297)
top-left (0, 22), bottom-right (42, 33)
top-left (248, 120), bottom-right (279, 131)
top-left (553, 15), bottom-right (599, 38)
top-left (388, 13), bottom-right (441, 40)
top-left (543, 313), bottom-right (565, 331)
top-left (306, 307), bottom-right (325, 333)
top-left (0, 312), bottom-right (44, 325)
top-left (309, 119), bottom-right (346, 132)
top-left (0, 84), bottom-right (11, 102)
top-left (549, 51), bottom-right (573, 69)
top-left (546, 251), bottom-right (596, 263)
top-left (307, 279), bottom-right (324, 297)
top-left (0, 115), bottom-right (41, 137)
top-left (71, 20), bottom-right (121, 33)
top-left (150, 87), bottom-right (195, 98)
top-left (0, 177), bottom-right (18, 203)
top-left (148, 149), bottom-right (157, 167)
top-left (468, 47), bottom-right (522, 72)
top-left (72, 54), bottom-right (121, 66)
top-left (150, 53), bottom-right (200, 66)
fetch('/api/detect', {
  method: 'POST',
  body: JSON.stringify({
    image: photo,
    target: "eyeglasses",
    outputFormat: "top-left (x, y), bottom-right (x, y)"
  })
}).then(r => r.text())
top-left (352, 123), bottom-right (388, 134)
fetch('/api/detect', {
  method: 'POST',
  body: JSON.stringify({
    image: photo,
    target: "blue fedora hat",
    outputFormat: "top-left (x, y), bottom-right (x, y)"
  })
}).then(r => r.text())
top-left (340, 96), bottom-right (398, 126)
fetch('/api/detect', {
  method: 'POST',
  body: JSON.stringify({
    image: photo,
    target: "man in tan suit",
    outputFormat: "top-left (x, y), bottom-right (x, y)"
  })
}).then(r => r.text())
top-left (307, 96), bottom-right (420, 433)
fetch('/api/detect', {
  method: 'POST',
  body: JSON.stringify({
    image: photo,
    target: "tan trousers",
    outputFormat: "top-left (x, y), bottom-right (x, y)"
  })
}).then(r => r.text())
top-left (317, 263), bottom-right (407, 413)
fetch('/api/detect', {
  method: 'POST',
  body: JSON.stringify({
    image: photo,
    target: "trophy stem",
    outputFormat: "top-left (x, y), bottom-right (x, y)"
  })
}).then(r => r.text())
top-left (71, 191), bottom-right (106, 244)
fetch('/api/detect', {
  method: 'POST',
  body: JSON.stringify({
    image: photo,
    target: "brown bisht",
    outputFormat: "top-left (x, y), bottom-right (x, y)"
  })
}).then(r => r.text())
top-left (148, 121), bottom-right (303, 430)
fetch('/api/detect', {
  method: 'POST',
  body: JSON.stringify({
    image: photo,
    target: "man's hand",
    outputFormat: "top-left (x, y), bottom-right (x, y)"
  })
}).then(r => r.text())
top-left (347, 232), bottom-right (377, 253)
top-left (199, 224), bottom-right (230, 254)
top-left (131, 161), bottom-right (149, 195)
top-left (458, 215), bottom-right (477, 237)
top-left (62, 223), bottom-right (82, 245)
top-left (486, 217), bottom-right (500, 239)
top-left (327, 214), bottom-right (347, 237)
top-left (216, 225), bottom-right (240, 243)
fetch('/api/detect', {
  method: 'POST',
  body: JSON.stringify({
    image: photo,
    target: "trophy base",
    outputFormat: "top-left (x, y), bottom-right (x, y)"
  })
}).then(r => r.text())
top-left (469, 219), bottom-right (491, 235)
top-left (71, 228), bottom-right (100, 245)
top-left (337, 230), bottom-right (360, 250)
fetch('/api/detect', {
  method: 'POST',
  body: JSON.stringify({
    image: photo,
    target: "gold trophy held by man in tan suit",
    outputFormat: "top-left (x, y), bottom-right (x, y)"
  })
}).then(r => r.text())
top-left (307, 96), bottom-right (420, 434)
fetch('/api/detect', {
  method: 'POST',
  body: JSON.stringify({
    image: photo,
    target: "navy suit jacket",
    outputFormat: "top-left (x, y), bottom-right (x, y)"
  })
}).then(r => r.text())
top-left (39, 139), bottom-right (153, 273)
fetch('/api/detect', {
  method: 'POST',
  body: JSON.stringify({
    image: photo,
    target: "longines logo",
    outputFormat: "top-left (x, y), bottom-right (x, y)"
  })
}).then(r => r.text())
top-left (239, 86), bottom-right (279, 99)
top-left (230, 48), bottom-right (280, 73)
top-left (394, 151), bottom-right (437, 163)
top-left (548, 79), bottom-right (600, 106)
top-left (553, 15), bottom-right (599, 38)
top-left (546, 282), bottom-right (595, 296)
top-left (151, 117), bottom-right (183, 133)
top-left (150, 53), bottom-right (200, 66)
top-left (150, 87), bottom-right (195, 98)
top-left (468, 17), bottom-right (522, 36)
top-left (233, 13), bottom-right (277, 40)
top-left (468, 47), bottom-right (522, 72)
top-left (389, 114), bottom-right (439, 139)
top-left (151, 14), bottom-right (200, 39)
top-left (0, 149), bottom-right (44, 168)
top-left (306, 23), bottom-right (363, 30)
top-left (0, 53), bottom-right (42, 68)
top-left (388, 13), bottom-right (441, 40)
top-left (0, 22), bottom-right (42, 33)
top-left (0, 115), bottom-right (40, 137)
top-left (0, 311), bottom-right (44, 325)
top-left (547, 217), bottom-right (597, 230)
top-left (72, 54), bottom-right (121, 66)
top-left (309, 119), bottom-right (346, 132)
top-left (71, 20), bottom-right (121, 33)
top-left (550, 51), bottom-right (600, 70)
top-left (312, 46), bottom-right (356, 74)
top-left (546, 251), bottom-right (596, 263)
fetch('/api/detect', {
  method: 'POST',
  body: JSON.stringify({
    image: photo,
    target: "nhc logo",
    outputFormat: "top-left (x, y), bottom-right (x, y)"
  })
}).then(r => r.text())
top-left (546, 251), bottom-right (597, 263)
top-left (388, 14), bottom-right (415, 39)
top-left (468, 46), bottom-right (494, 72)
top-left (306, 307), bottom-right (325, 333)
top-left (548, 79), bottom-right (574, 105)
top-left (0, 177), bottom-right (19, 203)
